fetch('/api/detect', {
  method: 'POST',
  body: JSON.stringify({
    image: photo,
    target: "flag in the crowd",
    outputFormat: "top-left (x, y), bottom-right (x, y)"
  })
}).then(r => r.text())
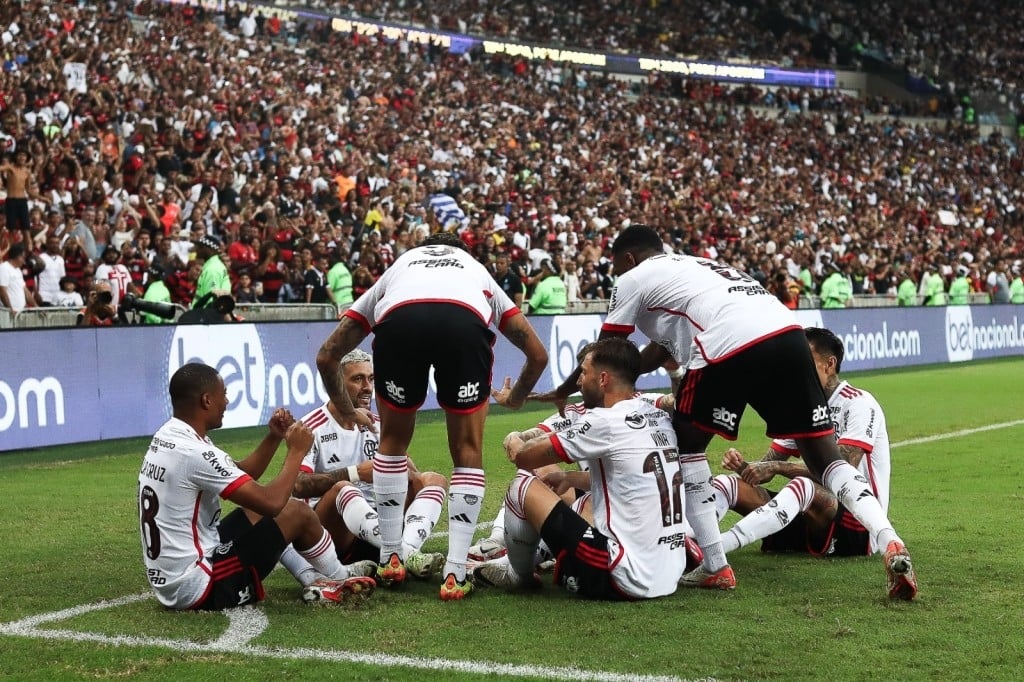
top-left (427, 193), bottom-right (468, 231)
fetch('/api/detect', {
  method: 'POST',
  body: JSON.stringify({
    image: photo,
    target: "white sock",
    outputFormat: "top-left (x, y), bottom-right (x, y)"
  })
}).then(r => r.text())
top-left (722, 477), bottom-right (815, 553)
top-left (822, 460), bottom-right (901, 549)
top-left (489, 505), bottom-right (506, 542)
top-left (503, 471), bottom-right (541, 577)
top-left (279, 544), bottom-right (321, 587)
top-left (711, 474), bottom-right (738, 522)
top-left (298, 529), bottom-right (349, 580)
top-left (372, 453), bottom-right (409, 562)
top-left (682, 454), bottom-right (728, 572)
top-left (337, 484), bottom-right (380, 548)
top-left (401, 484), bottom-right (446, 556)
top-left (444, 467), bottom-right (485, 581)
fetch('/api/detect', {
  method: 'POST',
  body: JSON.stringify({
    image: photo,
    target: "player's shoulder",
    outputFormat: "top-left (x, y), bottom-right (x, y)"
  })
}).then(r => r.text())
top-left (834, 381), bottom-right (880, 406)
top-left (300, 404), bottom-right (332, 430)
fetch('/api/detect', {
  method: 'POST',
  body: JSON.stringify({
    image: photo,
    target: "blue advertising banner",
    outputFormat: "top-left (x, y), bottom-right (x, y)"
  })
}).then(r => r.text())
top-left (3, 305), bottom-right (1022, 452)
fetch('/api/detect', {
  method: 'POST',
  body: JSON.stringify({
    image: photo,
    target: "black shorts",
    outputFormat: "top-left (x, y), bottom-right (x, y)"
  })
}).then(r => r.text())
top-left (674, 328), bottom-right (833, 440)
top-left (192, 509), bottom-right (287, 611)
top-left (340, 538), bottom-right (379, 564)
top-left (4, 197), bottom-right (30, 232)
top-left (760, 503), bottom-right (871, 557)
top-left (541, 501), bottom-right (631, 601)
top-left (372, 303), bottom-right (495, 413)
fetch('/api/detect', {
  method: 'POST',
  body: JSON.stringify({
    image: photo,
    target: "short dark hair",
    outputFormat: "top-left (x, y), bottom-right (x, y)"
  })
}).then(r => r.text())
top-left (805, 327), bottom-right (844, 373)
top-left (421, 231), bottom-right (468, 252)
top-left (7, 243), bottom-right (26, 260)
top-left (586, 337), bottom-right (641, 386)
top-left (610, 225), bottom-right (661, 258)
top-left (169, 363), bottom-right (222, 410)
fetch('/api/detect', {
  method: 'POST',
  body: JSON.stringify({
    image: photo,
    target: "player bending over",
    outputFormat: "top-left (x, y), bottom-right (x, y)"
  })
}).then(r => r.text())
top-left (712, 327), bottom-right (897, 559)
top-left (281, 350), bottom-right (448, 585)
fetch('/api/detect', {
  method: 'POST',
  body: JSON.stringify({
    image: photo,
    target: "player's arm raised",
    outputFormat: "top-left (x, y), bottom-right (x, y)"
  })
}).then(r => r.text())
top-left (227, 421), bottom-right (313, 517)
top-left (235, 408), bottom-right (294, 480)
top-left (316, 315), bottom-right (371, 424)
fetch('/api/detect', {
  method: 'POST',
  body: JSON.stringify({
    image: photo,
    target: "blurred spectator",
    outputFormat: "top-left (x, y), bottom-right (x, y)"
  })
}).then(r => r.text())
top-left (528, 258), bottom-right (567, 315)
top-left (55, 276), bottom-right (84, 308)
top-left (0, 242), bottom-right (33, 315)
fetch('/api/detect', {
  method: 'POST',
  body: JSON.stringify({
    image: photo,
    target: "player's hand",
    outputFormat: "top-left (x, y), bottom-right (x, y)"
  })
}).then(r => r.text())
top-left (740, 461), bottom-right (775, 486)
top-left (268, 408), bottom-right (295, 439)
top-left (355, 460), bottom-right (374, 483)
top-left (721, 448), bottom-right (747, 472)
top-left (490, 377), bottom-right (514, 406)
top-left (284, 420), bottom-right (314, 455)
top-left (539, 469), bottom-right (573, 496)
top-left (337, 406), bottom-right (376, 433)
top-left (503, 432), bottom-right (525, 463)
top-left (527, 389), bottom-right (567, 417)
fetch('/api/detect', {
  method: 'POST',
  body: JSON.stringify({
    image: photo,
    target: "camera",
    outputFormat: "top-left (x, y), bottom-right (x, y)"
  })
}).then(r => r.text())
top-left (121, 293), bottom-right (178, 320)
top-left (96, 290), bottom-right (114, 305)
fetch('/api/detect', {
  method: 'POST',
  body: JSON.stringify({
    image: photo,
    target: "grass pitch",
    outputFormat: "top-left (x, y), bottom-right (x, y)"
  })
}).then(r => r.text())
top-left (2, 358), bottom-right (1023, 681)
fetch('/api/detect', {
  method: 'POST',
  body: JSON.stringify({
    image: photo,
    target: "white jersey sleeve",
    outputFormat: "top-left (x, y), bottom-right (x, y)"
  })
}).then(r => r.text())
top-left (549, 398), bottom-right (688, 599)
top-left (344, 244), bottom-right (520, 331)
top-left (139, 418), bottom-right (252, 609)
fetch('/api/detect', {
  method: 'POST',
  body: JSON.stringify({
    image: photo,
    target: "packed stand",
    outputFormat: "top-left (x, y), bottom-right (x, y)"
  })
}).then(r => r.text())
top-left (1, 2), bottom-right (1023, 327)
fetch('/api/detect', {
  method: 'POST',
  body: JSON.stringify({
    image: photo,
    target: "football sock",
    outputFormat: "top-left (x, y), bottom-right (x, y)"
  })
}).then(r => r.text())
top-left (722, 477), bottom-right (814, 553)
top-left (822, 460), bottom-right (901, 550)
top-left (711, 474), bottom-right (738, 521)
top-left (372, 453), bottom-right (409, 562)
top-left (279, 545), bottom-right (320, 587)
top-left (489, 504), bottom-right (506, 542)
top-left (444, 467), bottom-right (485, 581)
top-left (298, 529), bottom-right (348, 580)
top-left (402, 484), bottom-right (446, 556)
top-left (503, 471), bottom-right (541, 577)
top-left (682, 455), bottom-right (728, 572)
top-left (337, 484), bottom-right (380, 548)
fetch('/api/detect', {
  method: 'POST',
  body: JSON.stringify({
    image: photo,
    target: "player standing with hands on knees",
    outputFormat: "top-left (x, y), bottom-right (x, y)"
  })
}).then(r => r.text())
top-left (138, 363), bottom-right (376, 610)
top-left (316, 232), bottom-right (548, 600)
top-left (534, 225), bottom-right (917, 600)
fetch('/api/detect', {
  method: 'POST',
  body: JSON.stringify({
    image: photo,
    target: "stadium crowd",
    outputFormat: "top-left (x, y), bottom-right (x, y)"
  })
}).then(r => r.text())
top-left (2, 0), bottom-right (1024, 324)
top-left (289, 0), bottom-right (1024, 120)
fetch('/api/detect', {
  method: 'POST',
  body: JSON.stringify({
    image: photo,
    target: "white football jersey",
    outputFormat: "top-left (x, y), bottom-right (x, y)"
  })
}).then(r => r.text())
top-left (138, 418), bottom-right (252, 609)
top-left (550, 397), bottom-right (688, 598)
top-left (603, 254), bottom-right (799, 367)
top-left (344, 243), bottom-right (520, 330)
top-left (770, 380), bottom-right (891, 552)
top-left (536, 393), bottom-right (669, 473)
top-left (299, 403), bottom-right (379, 506)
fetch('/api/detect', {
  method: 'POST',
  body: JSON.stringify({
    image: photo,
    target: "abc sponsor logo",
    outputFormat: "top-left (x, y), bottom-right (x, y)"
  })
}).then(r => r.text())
top-left (945, 307), bottom-right (974, 362)
top-left (168, 325), bottom-right (267, 428)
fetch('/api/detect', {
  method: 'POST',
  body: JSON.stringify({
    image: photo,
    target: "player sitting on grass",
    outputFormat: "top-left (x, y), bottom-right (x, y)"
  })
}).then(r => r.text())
top-left (711, 327), bottom-right (898, 560)
top-left (138, 363), bottom-right (375, 610)
top-left (475, 338), bottom-right (690, 599)
top-left (469, 373), bottom-right (676, 565)
top-left (282, 350), bottom-right (448, 585)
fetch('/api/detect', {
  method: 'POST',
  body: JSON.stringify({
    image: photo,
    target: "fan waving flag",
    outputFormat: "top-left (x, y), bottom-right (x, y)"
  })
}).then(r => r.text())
top-left (427, 193), bottom-right (468, 231)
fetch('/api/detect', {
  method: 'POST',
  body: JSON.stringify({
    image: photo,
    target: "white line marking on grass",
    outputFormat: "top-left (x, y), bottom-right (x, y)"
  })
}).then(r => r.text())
top-left (209, 605), bottom-right (268, 648)
top-left (0, 594), bottom-right (698, 682)
top-left (891, 419), bottom-right (1024, 449)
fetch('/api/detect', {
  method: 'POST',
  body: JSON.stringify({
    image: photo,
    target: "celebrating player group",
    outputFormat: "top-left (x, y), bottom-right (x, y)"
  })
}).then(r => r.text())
top-left (140, 226), bottom-right (917, 610)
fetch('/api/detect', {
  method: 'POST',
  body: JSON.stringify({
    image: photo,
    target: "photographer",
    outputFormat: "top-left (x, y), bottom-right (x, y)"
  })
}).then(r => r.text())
top-left (78, 280), bottom-right (119, 327)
